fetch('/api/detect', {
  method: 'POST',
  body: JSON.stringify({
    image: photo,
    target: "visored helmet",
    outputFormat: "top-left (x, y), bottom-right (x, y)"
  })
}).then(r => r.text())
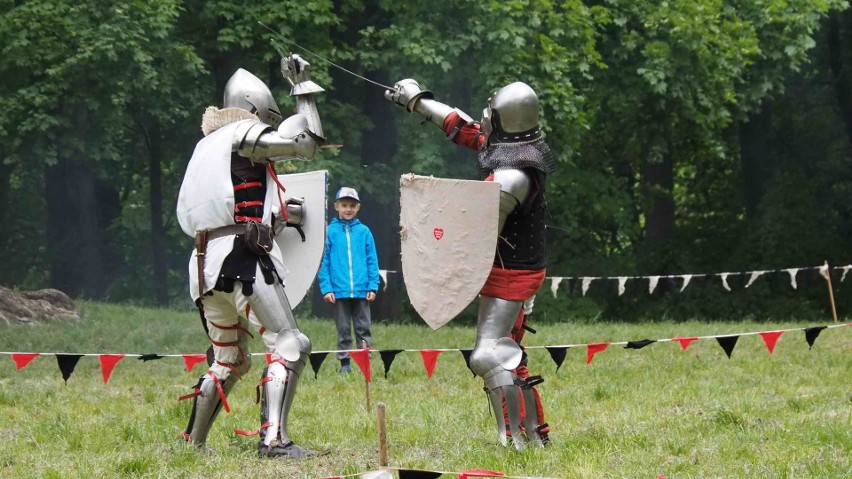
top-left (223, 68), bottom-right (283, 128)
top-left (481, 82), bottom-right (540, 144)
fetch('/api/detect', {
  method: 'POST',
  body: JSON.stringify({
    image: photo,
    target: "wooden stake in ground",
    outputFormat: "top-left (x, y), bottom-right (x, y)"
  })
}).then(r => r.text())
top-left (824, 260), bottom-right (839, 323)
top-left (363, 339), bottom-right (372, 412)
top-left (377, 402), bottom-right (388, 466)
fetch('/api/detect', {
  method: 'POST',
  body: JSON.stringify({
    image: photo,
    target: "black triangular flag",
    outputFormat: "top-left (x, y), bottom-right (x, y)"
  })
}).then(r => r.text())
top-left (56, 354), bottom-right (82, 383)
top-left (568, 277), bottom-right (577, 296)
top-left (379, 350), bottom-right (404, 378)
top-left (138, 354), bottom-right (164, 362)
top-left (625, 339), bottom-right (656, 349)
top-left (766, 271), bottom-right (781, 291)
top-left (629, 277), bottom-right (641, 297)
top-left (804, 326), bottom-right (826, 349)
top-left (459, 349), bottom-right (475, 377)
top-left (715, 336), bottom-right (739, 358)
top-left (398, 469), bottom-right (443, 479)
top-left (600, 277), bottom-right (612, 296)
top-left (546, 346), bottom-right (568, 372)
top-left (309, 352), bottom-right (329, 379)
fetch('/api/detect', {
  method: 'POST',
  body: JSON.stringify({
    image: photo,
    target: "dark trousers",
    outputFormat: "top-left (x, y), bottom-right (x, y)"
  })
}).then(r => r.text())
top-left (334, 298), bottom-right (372, 360)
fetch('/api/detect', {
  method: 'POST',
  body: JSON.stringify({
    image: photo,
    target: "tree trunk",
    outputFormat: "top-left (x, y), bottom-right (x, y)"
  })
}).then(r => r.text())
top-left (641, 126), bottom-right (675, 274)
top-left (145, 122), bottom-right (169, 305)
top-left (45, 155), bottom-right (106, 298)
top-left (739, 104), bottom-right (773, 219)
top-left (827, 10), bottom-right (852, 147)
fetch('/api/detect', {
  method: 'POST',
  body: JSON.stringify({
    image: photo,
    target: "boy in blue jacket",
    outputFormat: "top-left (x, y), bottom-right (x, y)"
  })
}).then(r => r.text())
top-left (318, 187), bottom-right (381, 373)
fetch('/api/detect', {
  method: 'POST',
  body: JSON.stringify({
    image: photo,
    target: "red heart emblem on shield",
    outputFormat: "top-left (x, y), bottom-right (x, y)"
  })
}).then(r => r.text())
top-left (433, 228), bottom-right (444, 240)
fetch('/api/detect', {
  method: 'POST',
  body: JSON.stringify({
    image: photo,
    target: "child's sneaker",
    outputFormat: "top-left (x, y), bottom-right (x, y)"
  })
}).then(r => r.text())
top-left (339, 365), bottom-right (352, 373)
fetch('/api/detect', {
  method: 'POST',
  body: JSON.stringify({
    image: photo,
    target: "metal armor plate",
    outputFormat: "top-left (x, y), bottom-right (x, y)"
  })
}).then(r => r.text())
top-left (274, 170), bottom-right (328, 310)
top-left (399, 174), bottom-right (500, 329)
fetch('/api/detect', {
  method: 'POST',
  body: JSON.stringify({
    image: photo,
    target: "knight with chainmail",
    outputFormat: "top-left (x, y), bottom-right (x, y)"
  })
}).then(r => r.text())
top-left (386, 79), bottom-right (553, 449)
top-left (176, 54), bottom-right (325, 458)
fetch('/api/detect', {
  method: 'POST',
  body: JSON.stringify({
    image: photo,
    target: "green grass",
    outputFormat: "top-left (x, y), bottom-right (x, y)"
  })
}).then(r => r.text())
top-left (0, 302), bottom-right (850, 478)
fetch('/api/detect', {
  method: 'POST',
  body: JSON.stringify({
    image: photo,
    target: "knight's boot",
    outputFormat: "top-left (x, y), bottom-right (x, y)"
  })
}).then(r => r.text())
top-left (258, 330), bottom-right (326, 458)
top-left (519, 375), bottom-right (546, 447)
top-left (182, 373), bottom-right (235, 446)
top-left (471, 336), bottom-right (526, 450)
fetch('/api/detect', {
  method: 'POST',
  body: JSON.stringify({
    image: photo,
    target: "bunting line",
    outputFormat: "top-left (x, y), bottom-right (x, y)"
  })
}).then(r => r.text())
top-left (3, 323), bottom-right (848, 380)
top-left (378, 263), bottom-right (852, 298)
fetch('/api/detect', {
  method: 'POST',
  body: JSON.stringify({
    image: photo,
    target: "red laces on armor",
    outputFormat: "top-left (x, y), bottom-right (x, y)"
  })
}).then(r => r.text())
top-left (233, 181), bottom-right (263, 191)
top-left (266, 163), bottom-right (288, 222)
top-left (234, 421), bottom-right (278, 437)
top-left (235, 200), bottom-right (263, 212)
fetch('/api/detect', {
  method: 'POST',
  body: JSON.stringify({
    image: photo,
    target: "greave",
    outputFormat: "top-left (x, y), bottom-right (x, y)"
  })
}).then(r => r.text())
top-left (184, 374), bottom-right (235, 446)
top-left (520, 385), bottom-right (543, 446)
top-left (260, 361), bottom-right (289, 447)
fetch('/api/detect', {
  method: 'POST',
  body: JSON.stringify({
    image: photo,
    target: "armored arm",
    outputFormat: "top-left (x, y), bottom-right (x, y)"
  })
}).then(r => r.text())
top-left (385, 78), bottom-right (472, 130)
top-left (232, 54), bottom-right (326, 162)
top-left (492, 169), bottom-right (531, 232)
top-left (282, 54), bottom-right (325, 141)
top-left (232, 117), bottom-right (321, 161)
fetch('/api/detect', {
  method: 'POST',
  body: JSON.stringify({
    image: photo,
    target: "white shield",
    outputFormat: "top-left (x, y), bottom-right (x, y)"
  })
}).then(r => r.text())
top-left (274, 170), bottom-right (328, 310)
top-left (399, 174), bottom-right (500, 329)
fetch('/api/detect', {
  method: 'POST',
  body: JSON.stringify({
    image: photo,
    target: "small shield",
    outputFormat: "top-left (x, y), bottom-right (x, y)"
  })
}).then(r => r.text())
top-left (399, 174), bottom-right (500, 329)
top-left (274, 170), bottom-right (328, 310)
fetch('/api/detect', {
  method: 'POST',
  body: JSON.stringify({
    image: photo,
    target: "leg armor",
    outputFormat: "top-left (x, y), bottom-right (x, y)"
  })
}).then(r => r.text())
top-left (183, 295), bottom-right (252, 446)
top-left (183, 372), bottom-right (236, 446)
top-left (257, 329), bottom-right (313, 457)
top-left (469, 296), bottom-right (528, 450)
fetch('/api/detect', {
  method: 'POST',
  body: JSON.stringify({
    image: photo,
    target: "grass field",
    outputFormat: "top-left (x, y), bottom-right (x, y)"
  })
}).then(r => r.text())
top-left (0, 301), bottom-right (850, 478)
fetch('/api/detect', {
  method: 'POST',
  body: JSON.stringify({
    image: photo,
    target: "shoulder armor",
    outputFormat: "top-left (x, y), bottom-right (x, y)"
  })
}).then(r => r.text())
top-left (233, 120), bottom-right (273, 155)
top-left (492, 169), bottom-right (531, 203)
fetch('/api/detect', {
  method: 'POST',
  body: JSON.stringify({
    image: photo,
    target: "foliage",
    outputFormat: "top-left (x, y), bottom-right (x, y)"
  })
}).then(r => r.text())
top-left (0, 1), bottom-right (850, 322)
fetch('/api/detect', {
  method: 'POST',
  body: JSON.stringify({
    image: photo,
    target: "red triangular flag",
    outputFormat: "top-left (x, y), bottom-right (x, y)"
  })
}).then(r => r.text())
top-left (12, 353), bottom-right (39, 370)
top-left (349, 348), bottom-right (372, 382)
top-left (586, 342), bottom-right (610, 364)
top-left (419, 350), bottom-right (442, 378)
top-left (98, 354), bottom-right (125, 384)
top-left (182, 354), bottom-right (207, 372)
top-left (459, 470), bottom-right (504, 479)
top-left (759, 331), bottom-right (784, 354)
top-left (673, 336), bottom-right (698, 350)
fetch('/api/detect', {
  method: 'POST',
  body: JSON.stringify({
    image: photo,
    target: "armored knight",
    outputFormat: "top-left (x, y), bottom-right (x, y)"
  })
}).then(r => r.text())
top-left (386, 79), bottom-right (554, 450)
top-left (176, 54), bottom-right (324, 458)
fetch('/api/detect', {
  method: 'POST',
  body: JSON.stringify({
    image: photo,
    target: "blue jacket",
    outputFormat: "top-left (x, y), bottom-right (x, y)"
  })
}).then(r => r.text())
top-left (318, 218), bottom-right (380, 298)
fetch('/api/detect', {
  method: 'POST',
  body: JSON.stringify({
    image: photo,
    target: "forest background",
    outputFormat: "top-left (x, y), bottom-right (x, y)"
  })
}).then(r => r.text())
top-left (1, 0), bottom-right (851, 324)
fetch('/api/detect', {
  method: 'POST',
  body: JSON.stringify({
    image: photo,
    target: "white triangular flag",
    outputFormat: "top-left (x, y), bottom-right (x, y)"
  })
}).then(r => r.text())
top-left (785, 268), bottom-right (799, 289)
top-left (819, 263), bottom-right (830, 280)
top-left (550, 277), bottom-right (563, 298)
top-left (745, 270), bottom-right (766, 288)
top-left (841, 265), bottom-right (851, 282)
top-left (581, 277), bottom-right (594, 296)
top-left (617, 277), bottom-right (628, 296)
top-left (648, 276), bottom-right (660, 294)
top-left (719, 273), bottom-right (731, 292)
top-left (379, 270), bottom-right (389, 292)
top-left (679, 275), bottom-right (693, 292)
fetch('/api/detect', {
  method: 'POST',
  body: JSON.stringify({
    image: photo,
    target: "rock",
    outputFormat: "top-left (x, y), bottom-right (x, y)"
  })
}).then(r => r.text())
top-left (0, 286), bottom-right (80, 324)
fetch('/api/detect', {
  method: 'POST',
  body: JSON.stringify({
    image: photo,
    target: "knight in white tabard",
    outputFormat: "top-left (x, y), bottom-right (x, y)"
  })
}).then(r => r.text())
top-left (176, 54), bottom-right (325, 458)
top-left (386, 79), bottom-right (554, 450)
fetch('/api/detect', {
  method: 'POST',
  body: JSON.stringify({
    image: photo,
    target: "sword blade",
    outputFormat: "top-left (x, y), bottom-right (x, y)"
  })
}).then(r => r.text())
top-left (259, 22), bottom-right (395, 92)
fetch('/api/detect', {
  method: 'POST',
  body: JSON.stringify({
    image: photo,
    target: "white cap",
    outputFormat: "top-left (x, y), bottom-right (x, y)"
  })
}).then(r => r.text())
top-left (335, 187), bottom-right (360, 203)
